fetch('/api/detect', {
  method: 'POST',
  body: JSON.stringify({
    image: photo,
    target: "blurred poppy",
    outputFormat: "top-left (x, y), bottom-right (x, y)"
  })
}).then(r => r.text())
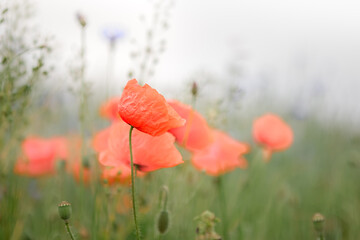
top-left (93, 127), bottom-right (111, 152)
top-left (93, 127), bottom-right (133, 184)
top-left (98, 120), bottom-right (183, 172)
top-left (192, 130), bottom-right (249, 176)
top-left (101, 164), bottom-right (132, 185)
top-left (100, 97), bottom-right (121, 121)
top-left (118, 79), bottom-right (185, 136)
top-left (15, 137), bottom-right (67, 177)
top-left (253, 113), bottom-right (293, 161)
top-left (167, 100), bottom-right (213, 151)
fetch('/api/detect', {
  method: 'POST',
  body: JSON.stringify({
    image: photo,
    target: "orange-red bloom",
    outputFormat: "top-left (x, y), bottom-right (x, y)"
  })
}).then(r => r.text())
top-left (15, 137), bottom-right (68, 177)
top-left (97, 120), bottom-right (183, 172)
top-left (192, 130), bottom-right (249, 176)
top-left (118, 79), bottom-right (185, 136)
top-left (101, 162), bottom-right (132, 185)
top-left (93, 127), bottom-right (111, 153)
top-left (100, 97), bottom-right (121, 121)
top-left (93, 127), bottom-right (133, 184)
top-left (167, 100), bottom-right (213, 151)
top-left (253, 113), bottom-right (293, 160)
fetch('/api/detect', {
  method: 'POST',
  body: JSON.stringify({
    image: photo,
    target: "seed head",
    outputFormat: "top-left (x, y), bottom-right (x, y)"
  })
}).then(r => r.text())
top-left (58, 201), bottom-right (72, 221)
top-left (312, 213), bottom-right (325, 233)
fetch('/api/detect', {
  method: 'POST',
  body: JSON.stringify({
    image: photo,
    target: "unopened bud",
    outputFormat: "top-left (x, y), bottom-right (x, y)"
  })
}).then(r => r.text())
top-left (191, 81), bottom-right (198, 98)
top-left (76, 12), bottom-right (87, 28)
top-left (58, 201), bottom-right (72, 221)
top-left (160, 185), bottom-right (169, 210)
top-left (312, 213), bottom-right (325, 233)
top-left (157, 210), bottom-right (170, 234)
top-left (82, 157), bottom-right (91, 169)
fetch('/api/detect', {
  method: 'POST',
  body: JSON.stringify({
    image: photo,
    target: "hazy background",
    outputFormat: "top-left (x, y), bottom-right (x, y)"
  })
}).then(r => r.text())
top-left (32, 0), bottom-right (360, 125)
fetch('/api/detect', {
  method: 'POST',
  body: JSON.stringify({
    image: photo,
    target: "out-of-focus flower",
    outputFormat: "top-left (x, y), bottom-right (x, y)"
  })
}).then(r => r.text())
top-left (118, 79), bottom-right (185, 136)
top-left (98, 120), bottom-right (183, 172)
top-left (99, 97), bottom-right (121, 121)
top-left (101, 164), bottom-right (132, 185)
top-left (14, 137), bottom-right (67, 177)
top-left (15, 135), bottom-right (92, 182)
top-left (192, 130), bottom-right (249, 176)
top-left (167, 100), bottom-right (213, 151)
top-left (93, 127), bottom-right (111, 152)
top-left (93, 127), bottom-right (133, 185)
top-left (102, 26), bottom-right (125, 44)
top-left (253, 113), bottom-right (293, 161)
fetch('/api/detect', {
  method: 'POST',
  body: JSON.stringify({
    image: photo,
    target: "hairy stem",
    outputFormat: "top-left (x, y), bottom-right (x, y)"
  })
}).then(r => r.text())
top-left (129, 126), bottom-right (141, 240)
top-left (217, 176), bottom-right (229, 240)
top-left (65, 221), bottom-right (76, 240)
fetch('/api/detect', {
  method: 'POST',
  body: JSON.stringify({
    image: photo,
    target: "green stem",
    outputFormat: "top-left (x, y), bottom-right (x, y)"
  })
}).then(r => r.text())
top-left (317, 233), bottom-right (325, 240)
top-left (217, 176), bottom-right (229, 240)
top-left (129, 126), bottom-right (141, 240)
top-left (105, 42), bottom-right (115, 99)
top-left (65, 221), bottom-right (76, 240)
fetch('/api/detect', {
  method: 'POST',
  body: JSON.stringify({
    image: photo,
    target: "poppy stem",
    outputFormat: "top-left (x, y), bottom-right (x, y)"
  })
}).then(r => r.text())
top-left (318, 235), bottom-right (325, 240)
top-left (129, 126), bottom-right (141, 240)
top-left (216, 176), bottom-right (229, 240)
top-left (64, 221), bottom-right (76, 240)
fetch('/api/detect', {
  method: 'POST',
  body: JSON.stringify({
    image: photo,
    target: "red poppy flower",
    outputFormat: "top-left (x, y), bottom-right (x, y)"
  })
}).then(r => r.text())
top-left (253, 113), bottom-right (293, 160)
top-left (192, 130), bottom-right (249, 176)
top-left (100, 97), bottom-right (121, 121)
top-left (93, 127), bottom-right (133, 184)
top-left (98, 120), bottom-right (183, 172)
top-left (101, 163), bottom-right (132, 185)
top-left (118, 79), bottom-right (185, 136)
top-left (14, 137), bottom-right (67, 176)
top-left (167, 100), bottom-right (213, 151)
top-left (92, 127), bottom-right (111, 153)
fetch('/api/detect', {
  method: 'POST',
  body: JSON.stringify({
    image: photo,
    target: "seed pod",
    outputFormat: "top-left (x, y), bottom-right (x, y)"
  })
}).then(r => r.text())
top-left (58, 201), bottom-right (72, 221)
top-left (191, 81), bottom-right (198, 98)
top-left (312, 213), bottom-right (325, 233)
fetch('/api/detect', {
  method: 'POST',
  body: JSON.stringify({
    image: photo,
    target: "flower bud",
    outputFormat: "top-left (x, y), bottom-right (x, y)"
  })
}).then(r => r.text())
top-left (82, 157), bottom-right (91, 169)
top-left (312, 213), bottom-right (325, 233)
top-left (58, 201), bottom-right (72, 221)
top-left (191, 81), bottom-right (198, 98)
top-left (76, 12), bottom-right (87, 28)
top-left (157, 210), bottom-right (170, 234)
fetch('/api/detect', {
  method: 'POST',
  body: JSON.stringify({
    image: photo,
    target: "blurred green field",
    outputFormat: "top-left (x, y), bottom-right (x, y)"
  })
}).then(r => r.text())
top-left (1, 115), bottom-right (360, 240)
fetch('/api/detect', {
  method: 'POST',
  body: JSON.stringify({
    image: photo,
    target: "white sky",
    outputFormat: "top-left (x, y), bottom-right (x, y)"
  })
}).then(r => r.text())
top-left (29, 0), bottom-right (360, 123)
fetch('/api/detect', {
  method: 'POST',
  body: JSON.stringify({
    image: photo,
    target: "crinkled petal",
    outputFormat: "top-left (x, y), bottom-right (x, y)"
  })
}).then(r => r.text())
top-left (118, 79), bottom-right (185, 136)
